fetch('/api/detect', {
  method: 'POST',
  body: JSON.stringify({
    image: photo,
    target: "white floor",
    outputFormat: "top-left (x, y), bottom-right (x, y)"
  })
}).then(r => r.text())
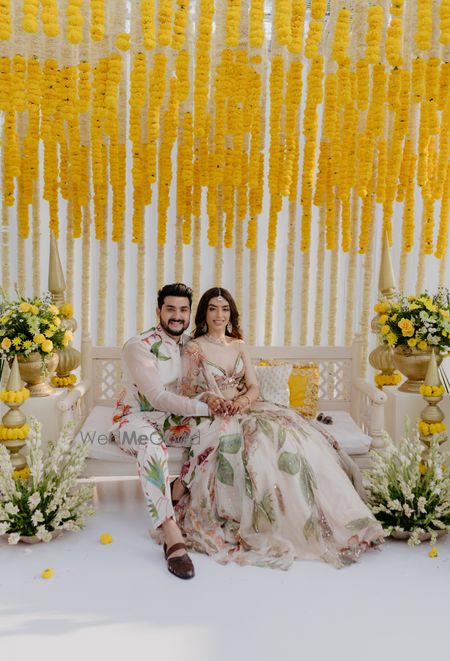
top-left (1, 478), bottom-right (450, 661)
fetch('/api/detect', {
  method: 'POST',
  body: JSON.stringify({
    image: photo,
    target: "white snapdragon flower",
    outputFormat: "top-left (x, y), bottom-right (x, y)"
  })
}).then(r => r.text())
top-left (403, 503), bottom-right (413, 517)
top-left (28, 492), bottom-right (41, 510)
top-left (388, 499), bottom-right (403, 511)
top-left (417, 496), bottom-right (427, 514)
top-left (8, 532), bottom-right (20, 544)
top-left (4, 502), bottom-right (19, 516)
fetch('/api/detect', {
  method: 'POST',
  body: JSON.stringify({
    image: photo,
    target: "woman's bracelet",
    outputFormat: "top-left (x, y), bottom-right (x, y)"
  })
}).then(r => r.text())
top-left (239, 394), bottom-right (251, 407)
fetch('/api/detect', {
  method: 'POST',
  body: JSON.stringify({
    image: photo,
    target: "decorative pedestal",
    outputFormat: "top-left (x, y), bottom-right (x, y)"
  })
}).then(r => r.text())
top-left (0, 388), bottom-right (76, 452)
top-left (385, 387), bottom-right (450, 446)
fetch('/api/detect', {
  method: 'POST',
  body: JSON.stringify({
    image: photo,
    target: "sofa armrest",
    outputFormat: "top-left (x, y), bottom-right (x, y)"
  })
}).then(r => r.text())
top-left (57, 379), bottom-right (92, 411)
top-left (353, 377), bottom-right (387, 450)
top-left (57, 379), bottom-right (92, 435)
top-left (354, 378), bottom-right (387, 406)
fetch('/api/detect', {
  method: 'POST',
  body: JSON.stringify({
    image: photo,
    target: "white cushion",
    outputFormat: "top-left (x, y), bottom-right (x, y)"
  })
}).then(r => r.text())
top-left (75, 406), bottom-right (185, 476)
top-left (75, 406), bottom-right (134, 462)
top-left (254, 363), bottom-right (292, 407)
top-left (316, 410), bottom-right (372, 455)
top-left (76, 405), bottom-right (370, 468)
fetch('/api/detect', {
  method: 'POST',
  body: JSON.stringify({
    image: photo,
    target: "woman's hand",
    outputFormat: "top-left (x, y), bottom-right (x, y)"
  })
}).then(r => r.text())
top-left (226, 394), bottom-right (251, 415)
top-left (206, 395), bottom-right (228, 416)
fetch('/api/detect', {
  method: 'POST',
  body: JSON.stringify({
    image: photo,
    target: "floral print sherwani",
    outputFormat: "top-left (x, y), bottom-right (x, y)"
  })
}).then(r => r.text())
top-left (111, 325), bottom-right (209, 529)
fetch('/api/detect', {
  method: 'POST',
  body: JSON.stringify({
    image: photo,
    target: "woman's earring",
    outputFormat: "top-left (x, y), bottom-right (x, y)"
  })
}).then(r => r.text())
top-left (227, 322), bottom-right (232, 334)
top-left (202, 322), bottom-right (208, 333)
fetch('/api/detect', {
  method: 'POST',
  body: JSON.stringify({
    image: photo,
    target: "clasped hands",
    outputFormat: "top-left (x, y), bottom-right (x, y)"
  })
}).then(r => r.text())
top-left (206, 393), bottom-right (250, 417)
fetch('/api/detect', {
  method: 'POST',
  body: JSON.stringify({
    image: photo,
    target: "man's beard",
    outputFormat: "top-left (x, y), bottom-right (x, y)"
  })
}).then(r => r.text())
top-left (160, 319), bottom-right (189, 337)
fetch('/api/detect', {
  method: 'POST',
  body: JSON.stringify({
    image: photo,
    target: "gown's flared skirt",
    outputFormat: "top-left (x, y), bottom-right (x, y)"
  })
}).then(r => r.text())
top-left (175, 401), bottom-right (384, 569)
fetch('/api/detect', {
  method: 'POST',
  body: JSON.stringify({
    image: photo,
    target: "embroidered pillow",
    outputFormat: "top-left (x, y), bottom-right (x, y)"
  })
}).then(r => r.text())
top-left (254, 363), bottom-right (292, 407)
top-left (257, 360), bottom-right (320, 418)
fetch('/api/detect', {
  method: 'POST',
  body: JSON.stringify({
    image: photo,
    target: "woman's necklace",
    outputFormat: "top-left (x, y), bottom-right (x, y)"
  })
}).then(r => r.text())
top-left (204, 333), bottom-right (227, 345)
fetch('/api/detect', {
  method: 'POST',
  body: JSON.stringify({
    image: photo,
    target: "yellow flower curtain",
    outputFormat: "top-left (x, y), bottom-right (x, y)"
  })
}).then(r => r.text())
top-left (0, 0), bottom-right (449, 350)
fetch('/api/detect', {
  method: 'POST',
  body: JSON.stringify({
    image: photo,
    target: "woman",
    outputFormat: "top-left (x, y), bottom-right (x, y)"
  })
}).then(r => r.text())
top-left (172, 287), bottom-right (384, 569)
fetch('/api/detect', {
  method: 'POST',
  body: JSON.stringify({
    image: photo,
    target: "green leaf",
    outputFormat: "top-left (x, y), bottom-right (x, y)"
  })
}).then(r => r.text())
top-left (261, 492), bottom-right (276, 524)
top-left (148, 501), bottom-right (159, 521)
top-left (345, 517), bottom-right (374, 531)
top-left (143, 457), bottom-right (167, 494)
top-left (299, 460), bottom-right (315, 508)
top-left (150, 340), bottom-right (171, 361)
top-left (137, 391), bottom-right (154, 412)
top-left (304, 515), bottom-right (319, 542)
top-left (257, 417), bottom-right (275, 442)
top-left (244, 465), bottom-right (253, 499)
top-left (217, 453), bottom-right (234, 486)
top-left (218, 434), bottom-right (241, 454)
top-left (278, 451), bottom-right (300, 475)
top-left (277, 426), bottom-right (287, 451)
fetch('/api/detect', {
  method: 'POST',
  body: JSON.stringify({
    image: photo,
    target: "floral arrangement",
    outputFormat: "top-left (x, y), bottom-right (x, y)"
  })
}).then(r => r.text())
top-left (375, 288), bottom-right (450, 352)
top-left (0, 417), bottom-right (94, 544)
top-left (0, 292), bottom-right (73, 360)
top-left (366, 422), bottom-right (450, 545)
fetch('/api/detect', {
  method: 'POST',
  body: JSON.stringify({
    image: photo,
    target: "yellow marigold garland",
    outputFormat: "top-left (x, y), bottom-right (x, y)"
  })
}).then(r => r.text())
top-left (91, 0), bottom-right (105, 41)
top-left (415, 0), bottom-right (433, 51)
top-left (249, 0), bottom-right (264, 48)
top-left (225, 0), bottom-right (240, 48)
top-left (41, 0), bottom-right (60, 37)
top-left (0, 424), bottom-right (29, 440)
top-left (66, 0), bottom-right (83, 45)
top-left (51, 374), bottom-right (77, 388)
top-left (0, 0), bottom-right (11, 40)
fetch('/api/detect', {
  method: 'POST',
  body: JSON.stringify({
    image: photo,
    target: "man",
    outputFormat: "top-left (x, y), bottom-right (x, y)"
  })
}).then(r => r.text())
top-left (111, 283), bottom-right (219, 580)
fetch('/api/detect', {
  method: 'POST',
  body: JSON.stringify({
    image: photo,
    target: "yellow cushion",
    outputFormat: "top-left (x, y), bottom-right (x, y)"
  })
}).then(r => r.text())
top-left (258, 360), bottom-right (319, 418)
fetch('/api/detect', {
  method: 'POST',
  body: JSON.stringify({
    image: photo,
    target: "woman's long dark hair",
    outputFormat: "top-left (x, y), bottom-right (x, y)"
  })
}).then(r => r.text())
top-left (193, 287), bottom-right (243, 340)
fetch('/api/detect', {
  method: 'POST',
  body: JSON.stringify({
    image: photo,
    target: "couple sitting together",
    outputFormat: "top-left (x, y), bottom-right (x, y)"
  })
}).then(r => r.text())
top-left (111, 283), bottom-right (384, 579)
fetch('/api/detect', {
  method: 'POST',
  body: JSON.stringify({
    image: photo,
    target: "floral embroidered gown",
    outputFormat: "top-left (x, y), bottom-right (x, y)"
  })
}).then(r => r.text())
top-left (176, 339), bottom-right (384, 569)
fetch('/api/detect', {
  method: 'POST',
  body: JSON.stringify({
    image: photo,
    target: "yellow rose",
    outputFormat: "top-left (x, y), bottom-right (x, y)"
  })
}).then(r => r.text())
top-left (60, 303), bottom-right (73, 318)
top-left (41, 339), bottom-right (53, 353)
top-left (387, 333), bottom-right (397, 346)
top-left (19, 302), bottom-right (31, 313)
top-left (48, 304), bottom-right (59, 315)
top-left (53, 316), bottom-right (61, 327)
top-left (398, 318), bottom-right (414, 337)
top-left (63, 330), bottom-right (73, 347)
top-left (33, 334), bottom-right (45, 344)
top-left (418, 340), bottom-right (428, 350)
top-left (1, 338), bottom-right (11, 350)
top-left (440, 310), bottom-right (449, 318)
top-left (379, 314), bottom-right (388, 324)
top-left (381, 325), bottom-right (390, 335)
top-left (407, 338), bottom-right (418, 347)
top-left (30, 305), bottom-right (39, 315)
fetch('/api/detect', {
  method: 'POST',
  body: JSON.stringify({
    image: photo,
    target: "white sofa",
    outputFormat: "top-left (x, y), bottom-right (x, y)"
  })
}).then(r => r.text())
top-left (64, 334), bottom-right (387, 478)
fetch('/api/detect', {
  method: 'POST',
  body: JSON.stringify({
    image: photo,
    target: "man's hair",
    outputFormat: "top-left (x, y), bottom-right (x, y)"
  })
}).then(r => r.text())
top-left (157, 283), bottom-right (193, 309)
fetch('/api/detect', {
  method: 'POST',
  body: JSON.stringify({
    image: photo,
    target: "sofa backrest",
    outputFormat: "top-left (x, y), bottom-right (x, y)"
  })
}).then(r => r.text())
top-left (81, 337), bottom-right (363, 413)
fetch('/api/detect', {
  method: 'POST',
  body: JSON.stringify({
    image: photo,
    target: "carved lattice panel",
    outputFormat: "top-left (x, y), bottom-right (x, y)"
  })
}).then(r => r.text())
top-left (94, 359), bottom-right (122, 404)
top-left (317, 360), bottom-right (351, 402)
